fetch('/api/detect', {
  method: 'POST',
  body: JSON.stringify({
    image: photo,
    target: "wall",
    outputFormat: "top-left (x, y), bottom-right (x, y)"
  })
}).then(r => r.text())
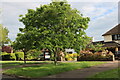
top-left (104, 35), bottom-right (112, 42)
top-left (115, 41), bottom-right (120, 44)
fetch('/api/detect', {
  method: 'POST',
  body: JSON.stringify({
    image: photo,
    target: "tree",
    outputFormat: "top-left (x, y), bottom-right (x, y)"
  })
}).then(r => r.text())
top-left (16, 1), bottom-right (90, 65)
top-left (13, 31), bottom-right (38, 63)
top-left (88, 43), bottom-right (106, 52)
top-left (0, 24), bottom-right (10, 46)
top-left (27, 49), bottom-right (42, 60)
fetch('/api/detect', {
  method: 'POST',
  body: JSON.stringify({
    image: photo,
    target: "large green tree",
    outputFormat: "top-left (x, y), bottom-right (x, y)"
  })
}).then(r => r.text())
top-left (0, 24), bottom-right (10, 46)
top-left (14, 1), bottom-right (90, 65)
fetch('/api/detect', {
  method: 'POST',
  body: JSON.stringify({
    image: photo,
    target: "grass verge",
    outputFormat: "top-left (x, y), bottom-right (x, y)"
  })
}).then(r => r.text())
top-left (88, 67), bottom-right (120, 79)
top-left (3, 61), bottom-right (105, 78)
top-left (1, 61), bottom-right (51, 68)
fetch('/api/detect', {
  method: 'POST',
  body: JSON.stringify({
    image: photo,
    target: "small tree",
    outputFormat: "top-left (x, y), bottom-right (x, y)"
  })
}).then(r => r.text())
top-left (0, 24), bottom-right (10, 46)
top-left (89, 43), bottom-right (106, 52)
top-left (13, 31), bottom-right (38, 63)
top-left (17, 1), bottom-right (90, 65)
top-left (27, 49), bottom-right (42, 60)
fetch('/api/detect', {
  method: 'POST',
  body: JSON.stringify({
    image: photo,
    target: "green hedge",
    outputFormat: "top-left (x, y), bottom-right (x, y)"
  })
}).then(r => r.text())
top-left (15, 52), bottom-right (24, 60)
top-left (1, 52), bottom-right (24, 61)
top-left (1, 52), bottom-right (16, 60)
top-left (1, 50), bottom-right (41, 61)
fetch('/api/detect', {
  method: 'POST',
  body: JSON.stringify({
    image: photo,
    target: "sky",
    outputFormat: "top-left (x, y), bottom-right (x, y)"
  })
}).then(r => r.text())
top-left (0, 0), bottom-right (119, 42)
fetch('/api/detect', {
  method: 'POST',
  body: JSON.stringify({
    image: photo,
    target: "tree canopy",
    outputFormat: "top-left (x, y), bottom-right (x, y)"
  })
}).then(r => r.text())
top-left (14, 1), bottom-right (91, 64)
top-left (88, 43), bottom-right (106, 52)
top-left (0, 24), bottom-right (10, 46)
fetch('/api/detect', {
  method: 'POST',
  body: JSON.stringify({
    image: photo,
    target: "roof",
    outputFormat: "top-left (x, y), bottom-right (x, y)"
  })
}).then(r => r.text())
top-left (92, 41), bottom-right (120, 48)
top-left (92, 40), bottom-right (104, 45)
top-left (102, 24), bottom-right (120, 36)
top-left (103, 41), bottom-right (120, 47)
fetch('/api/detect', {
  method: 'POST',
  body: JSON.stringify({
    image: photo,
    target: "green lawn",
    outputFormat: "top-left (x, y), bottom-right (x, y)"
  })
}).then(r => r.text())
top-left (1, 61), bottom-right (51, 68)
top-left (1, 61), bottom-right (51, 64)
top-left (88, 67), bottom-right (120, 79)
top-left (3, 61), bottom-right (106, 78)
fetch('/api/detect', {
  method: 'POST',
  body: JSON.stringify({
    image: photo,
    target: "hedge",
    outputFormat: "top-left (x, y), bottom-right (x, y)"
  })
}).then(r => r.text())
top-left (77, 51), bottom-right (114, 61)
top-left (15, 52), bottom-right (24, 60)
top-left (1, 52), bottom-right (24, 61)
top-left (1, 52), bottom-right (16, 60)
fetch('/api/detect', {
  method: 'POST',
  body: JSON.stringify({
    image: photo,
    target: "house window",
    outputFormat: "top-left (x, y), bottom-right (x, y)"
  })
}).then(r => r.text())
top-left (112, 34), bottom-right (120, 40)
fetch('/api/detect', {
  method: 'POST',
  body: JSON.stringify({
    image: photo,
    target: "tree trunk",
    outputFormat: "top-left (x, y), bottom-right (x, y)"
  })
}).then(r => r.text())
top-left (53, 48), bottom-right (60, 65)
top-left (23, 51), bottom-right (27, 64)
top-left (53, 49), bottom-right (58, 65)
top-left (54, 51), bottom-right (57, 65)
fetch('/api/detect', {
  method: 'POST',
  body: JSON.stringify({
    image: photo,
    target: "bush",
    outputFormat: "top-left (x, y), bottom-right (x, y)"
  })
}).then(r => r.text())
top-left (78, 50), bottom-right (114, 61)
top-left (65, 53), bottom-right (78, 61)
top-left (15, 52), bottom-right (24, 60)
top-left (10, 53), bottom-right (16, 60)
top-left (1, 52), bottom-right (16, 60)
top-left (26, 49), bottom-right (42, 60)
top-left (1, 52), bottom-right (10, 60)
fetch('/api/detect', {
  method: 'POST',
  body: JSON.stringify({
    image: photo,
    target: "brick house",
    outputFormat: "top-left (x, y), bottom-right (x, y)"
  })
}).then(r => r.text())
top-left (2, 46), bottom-right (13, 53)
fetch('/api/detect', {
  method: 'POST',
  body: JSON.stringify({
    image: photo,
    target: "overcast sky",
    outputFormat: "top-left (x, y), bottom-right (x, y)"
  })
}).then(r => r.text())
top-left (0, 0), bottom-right (119, 42)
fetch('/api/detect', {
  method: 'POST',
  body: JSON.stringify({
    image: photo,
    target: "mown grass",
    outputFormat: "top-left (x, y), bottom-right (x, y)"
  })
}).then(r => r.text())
top-left (1, 61), bottom-right (51, 64)
top-left (3, 61), bottom-right (106, 78)
top-left (88, 67), bottom-right (120, 79)
top-left (1, 61), bottom-right (51, 68)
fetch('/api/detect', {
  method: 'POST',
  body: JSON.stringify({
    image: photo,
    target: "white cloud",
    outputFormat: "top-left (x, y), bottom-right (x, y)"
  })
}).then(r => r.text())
top-left (86, 8), bottom-right (118, 41)
top-left (70, 2), bottom-right (118, 41)
top-left (82, 5), bottom-right (96, 13)
top-left (2, 2), bottom-right (49, 41)
top-left (1, 1), bottom-right (119, 41)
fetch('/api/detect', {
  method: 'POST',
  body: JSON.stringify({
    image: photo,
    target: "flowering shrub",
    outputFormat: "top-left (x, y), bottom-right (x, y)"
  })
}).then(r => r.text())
top-left (65, 53), bottom-right (77, 61)
top-left (78, 50), bottom-right (114, 61)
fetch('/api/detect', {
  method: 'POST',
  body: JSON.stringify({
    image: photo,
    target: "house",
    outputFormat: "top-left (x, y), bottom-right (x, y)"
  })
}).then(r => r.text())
top-left (2, 46), bottom-right (13, 53)
top-left (92, 24), bottom-right (120, 55)
top-left (102, 24), bottom-right (120, 54)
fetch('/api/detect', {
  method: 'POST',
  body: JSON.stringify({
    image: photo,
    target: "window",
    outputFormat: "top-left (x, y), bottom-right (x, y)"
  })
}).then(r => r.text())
top-left (112, 34), bottom-right (120, 40)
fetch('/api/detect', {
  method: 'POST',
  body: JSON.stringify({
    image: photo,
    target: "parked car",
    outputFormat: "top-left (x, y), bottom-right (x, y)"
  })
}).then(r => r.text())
top-left (65, 49), bottom-right (77, 54)
top-left (39, 52), bottom-right (51, 60)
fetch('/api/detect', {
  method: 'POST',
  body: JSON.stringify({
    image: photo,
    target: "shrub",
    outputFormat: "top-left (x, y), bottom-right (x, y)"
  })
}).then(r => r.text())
top-left (1, 52), bottom-right (10, 60)
top-left (0, 52), bottom-right (8, 56)
top-left (1, 52), bottom-right (16, 60)
top-left (26, 49), bottom-right (42, 60)
top-left (88, 43), bottom-right (106, 52)
top-left (10, 53), bottom-right (16, 60)
top-left (15, 52), bottom-right (24, 60)
top-left (78, 50), bottom-right (114, 61)
top-left (65, 53), bottom-right (78, 61)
